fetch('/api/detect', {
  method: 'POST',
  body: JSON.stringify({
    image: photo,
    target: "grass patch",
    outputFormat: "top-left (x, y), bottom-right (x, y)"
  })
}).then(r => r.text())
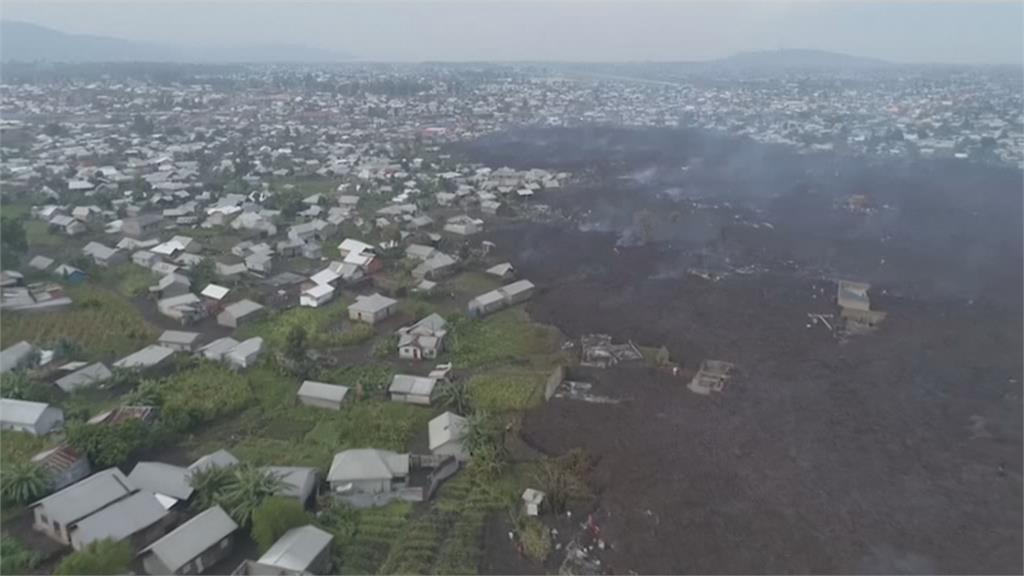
top-left (450, 271), bottom-right (501, 298)
top-left (468, 368), bottom-right (547, 413)
top-left (24, 220), bottom-right (62, 248)
top-left (447, 308), bottom-right (563, 370)
top-left (95, 263), bottom-right (154, 298)
top-left (236, 298), bottom-right (365, 351)
top-left (182, 368), bottom-right (427, 474)
top-left (1, 431), bottom-right (53, 467)
top-left (0, 285), bottom-right (157, 361)
top-left (158, 362), bottom-right (254, 430)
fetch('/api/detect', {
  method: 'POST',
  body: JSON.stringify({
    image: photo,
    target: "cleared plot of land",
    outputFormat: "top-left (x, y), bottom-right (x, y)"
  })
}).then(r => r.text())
top-left (0, 285), bottom-right (157, 360)
top-left (447, 308), bottom-right (564, 370)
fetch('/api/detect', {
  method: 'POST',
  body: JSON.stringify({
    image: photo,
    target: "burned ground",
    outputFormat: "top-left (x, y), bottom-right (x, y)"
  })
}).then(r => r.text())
top-left (456, 127), bottom-right (1022, 574)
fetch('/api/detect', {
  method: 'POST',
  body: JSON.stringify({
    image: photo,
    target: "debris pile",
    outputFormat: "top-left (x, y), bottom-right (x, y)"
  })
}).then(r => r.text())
top-left (687, 360), bottom-right (736, 395)
top-left (580, 334), bottom-right (643, 368)
top-left (555, 381), bottom-right (622, 404)
top-left (836, 280), bottom-right (887, 336)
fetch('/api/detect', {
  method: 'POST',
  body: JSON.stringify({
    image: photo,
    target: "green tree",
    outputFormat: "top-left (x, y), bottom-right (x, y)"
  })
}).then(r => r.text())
top-left (531, 449), bottom-right (593, 514)
top-left (53, 538), bottom-right (133, 575)
top-left (1, 216), bottom-right (27, 267)
top-left (191, 257), bottom-right (216, 290)
top-left (285, 325), bottom-right (308, 364)
top-left (251, 497), bottom-right (311, 552)
top-left (221, 465), bottom-right (285, 527)
top-left (65, 419), bottom-right (152, 468)
top-left (1, 536), bottom-right (42, 574)
top-left (1, 461), bottom-right (52, 504)
top-left (437, 380), bottom-right (474, 416)
top-left (188, 464), bottom-right (235, 510)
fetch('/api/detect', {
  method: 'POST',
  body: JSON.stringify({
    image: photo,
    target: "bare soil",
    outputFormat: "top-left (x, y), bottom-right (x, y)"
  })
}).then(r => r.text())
top-left (454, 127), bottom-right (1022, 574)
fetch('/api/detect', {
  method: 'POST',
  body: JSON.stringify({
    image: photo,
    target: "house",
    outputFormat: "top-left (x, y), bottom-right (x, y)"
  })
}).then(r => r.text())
top-left (225, 337), bottom-right (263, 369)
top-left (245, 253), bottom-right (274, 274)
top-left (327, 449), bottom-right (410, 497)
top-left (158, 330), bottom-right (202, 352)
top-left (201, 284), bottom-right (230, 302)
top-left (396, 313), bottom-right (447, 360)
top-left (337, 238), bottom-right (375, 258)
top-left (54, 362), bottom-right (112, 393)
top-left (348, 293), bottom-right (398, 325)
top-left (297, 381), bottom-right (350, 411)
top-left (443, 215), bottom-right (484, 236)
top-left (122, 214), bottom-right (163, 238)
top-left (467, 280), bottom-right (535, 318)
top-left (27, 255), bottom-right (54, 271)
top-left (69, 489), bottom-right (170, 551)
top-left (140, 506), bottom-right (239, 575)
top-left (158, 293), bottom-right (206, 324)
top-left (388, 374), bottom-right (441, 406)
top-left (241, 525), bottom-right (333, 576)
top-left (485, 263), bottom-right (515, 280)
top-left (0, 399), bottom-right (64, 435)
top-left (0, 270), bottom-right (24, 287)
top-left (1, 340), bottom-right (36, 373)
top-left (49, 215), bottom-right (87, 236)
top-left (300, 284), bottom-right (335, 308)
top-left (133, 250), bottom-right (161, 269)
top-left (88, 405), bottom-right (157, 426)
top-left (405, 244), bottom-right (437, 261)
top-left (263, 467), bottom-right (318, 507)
top-left (522, 488), bottom-right (546, 516)
top-left (31, 445), bottom-right (90, 491)
top-left (276, 238), bottom-right (304, 258)
top-left (151, 273), bottom-right (191, 299)
top-left (200, 337), bottom-right (240, 362)
top-left (113, 345), bottom-right (176, 370)
top-left (412, 252), bottom-right (457, 280)
top-left (428, 411), bottom-right (470, 461)
top-left (188, 450), bottom-right (240, 476)
top-left (30, 468), bottom-right (134, 545)
top-left (128, 462), bottom-right (194, 508)
top-left (81, 242), bottom-right (126, 267)
top-left (218, 300), bottom-right (265, 328)
top-left (53, 264), bottom-right (87, 284)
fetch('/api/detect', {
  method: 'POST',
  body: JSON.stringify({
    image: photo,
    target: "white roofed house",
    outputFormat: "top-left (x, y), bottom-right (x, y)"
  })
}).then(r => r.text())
top-left (199, 337), bottom-right (240, 362)
top-left (113, 345), bottom-right (176, 370)
top-left (225, 337), bottom-right (264, 370)
top-left (485, 262), bottom-right (515, 280)
top-left (443, 215), bottom-right (484, 236)
top-left (27, 255), bottom-right (54, 271)
top-left (348, 293), bottom-right (398, 325)
top-left (158, 293), bottom-right (206, 325)
top-left (158, 330), bottom-right (202, 352)
top-left (140, 505), bottom-right (239, 575)
top-left (200, 283), bottom-right (230, 302)
top-left (217, 299), bottom-right (266, 328)
top-left (300, 283), bottom-right (335, 308)
top-left (122, 214), bottom-right (163, 238)
top-left (388, 374), bottom-right (442, 406)
top-left (262, 466), bottom-right (319, 507)
top-left (467, 279), bottom-right (536, 318)
top-left (297, 380), bottom-right (350, 411)
top-left (150, 273), bottom-right (191, 299)
top-left (429, 411), bottom-right (470, 461)
top-left (0, 398), bottom-right (64, 435)
top-left (81, 241), bottom-right (127, 267)
top-left (412, 252), bottom-right (457, 281)
top-left (54, 362), bottom-right (112, 393)
top-left (30, 468), bottom-right (130, 544)
top-left (327, 449), bottom-right (418, 507)
top-left (245, 252), bottom-right (274, 274)
top-left (396, 313), bottom-right (448, 360)
top-left (236, 524), bottom-right (333, 576)
top-left (67, 489), bottom-right (170, 551)
top-left (128, 461), bottom-right (194, 509)
top-left (1, 340), bottom-right (37, 373)
top-left (49, 214), bottom-right (86, 236)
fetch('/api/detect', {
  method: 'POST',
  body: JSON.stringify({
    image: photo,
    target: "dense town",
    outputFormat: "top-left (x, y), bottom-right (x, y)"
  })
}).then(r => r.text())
top-left (0, 62), bottom-right (1020, 575)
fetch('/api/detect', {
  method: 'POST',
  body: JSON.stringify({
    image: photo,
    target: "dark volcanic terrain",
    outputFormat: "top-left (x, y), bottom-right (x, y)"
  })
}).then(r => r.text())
top-left (456, 127), bottom-right (1023, 574)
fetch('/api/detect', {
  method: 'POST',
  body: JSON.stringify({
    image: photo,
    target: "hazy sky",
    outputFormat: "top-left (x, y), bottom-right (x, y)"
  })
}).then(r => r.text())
top-left (3, 1), bottom-right (1022, 64)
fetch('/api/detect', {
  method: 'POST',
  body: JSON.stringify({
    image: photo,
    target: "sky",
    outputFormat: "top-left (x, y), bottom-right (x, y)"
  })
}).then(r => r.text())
top-left (2, 1), bottom-right (1022, 64)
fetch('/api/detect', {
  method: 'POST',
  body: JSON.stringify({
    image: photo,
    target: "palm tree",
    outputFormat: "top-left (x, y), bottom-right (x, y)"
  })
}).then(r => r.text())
top-left (221, 465), bottom-right (284, 527)
top-left (1, 462), bottom-right (51, 504)
top-left (437, 380), bottom-right (473, 416)
top-left (188, 465), bottom-right (234, 510)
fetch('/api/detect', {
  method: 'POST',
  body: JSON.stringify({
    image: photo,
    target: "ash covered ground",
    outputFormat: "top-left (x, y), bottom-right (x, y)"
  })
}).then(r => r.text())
top-left (455, 127), bottom-right (1022, 574)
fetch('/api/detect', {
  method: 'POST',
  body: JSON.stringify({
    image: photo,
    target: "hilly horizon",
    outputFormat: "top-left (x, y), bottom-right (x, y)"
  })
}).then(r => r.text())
top-left (0, 21), bottom-right (353, 64)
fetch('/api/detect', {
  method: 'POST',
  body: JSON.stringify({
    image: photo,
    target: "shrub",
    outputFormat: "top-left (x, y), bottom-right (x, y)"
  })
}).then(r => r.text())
top-left (520, 518), bottom-right (552, 562)
top-left (1, 461), bottom-right (51, 504)
top-left (1, 536), bottom-right (41, 574)
top-left (252, 497), bottom-right (312, 552)
top-left (53, 539), bottom-right (133, 575)
top-left (66, 419), bottom-right (154, 469)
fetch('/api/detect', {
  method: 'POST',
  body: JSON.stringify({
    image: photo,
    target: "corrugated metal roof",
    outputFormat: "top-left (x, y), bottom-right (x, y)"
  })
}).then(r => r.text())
top-left (257, 525), bottom-right (333, 572)
top-left (141, 506), bottom-right (238, 573)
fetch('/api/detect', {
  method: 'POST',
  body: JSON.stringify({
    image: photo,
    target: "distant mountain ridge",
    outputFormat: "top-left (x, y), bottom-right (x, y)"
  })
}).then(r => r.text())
top-left (714, 49), bottom-right (891, 69)
top-left (0, 21), bottom-right (352, 63)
